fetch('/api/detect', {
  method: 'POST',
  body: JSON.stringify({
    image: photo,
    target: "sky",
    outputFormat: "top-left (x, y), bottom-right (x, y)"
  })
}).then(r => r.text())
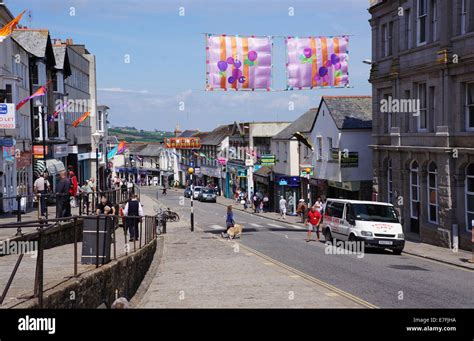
top-left (6, 0), bottom-right (372, 132)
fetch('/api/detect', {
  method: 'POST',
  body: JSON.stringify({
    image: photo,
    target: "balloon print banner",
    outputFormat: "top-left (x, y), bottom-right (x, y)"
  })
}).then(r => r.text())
top-left (206, 34), bottom-right (272, 91)
top-left (286, 36), bottom-right (349, 90)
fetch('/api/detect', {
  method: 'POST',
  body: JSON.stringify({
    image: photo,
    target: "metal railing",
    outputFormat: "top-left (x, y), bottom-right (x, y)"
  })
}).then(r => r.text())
top-left (0, 212), bottom-right (156, 308)
top-left (0, 184), bottom-right (141, 235)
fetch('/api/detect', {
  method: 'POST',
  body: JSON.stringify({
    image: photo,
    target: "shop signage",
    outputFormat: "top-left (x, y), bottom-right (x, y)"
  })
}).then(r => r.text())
top-left (260, 154), bottom-right (276, 166)
top-left (16, 151), bottom-right (32, 168)
top-left (68, 145), bottom-right (78, 154)
top-left (0, 103), bottom-right (15, 129)
top-left (245, 158), bottom-right (254, 166)
top-left (33, 145), bottom-right (48, 159)
top-left (53, 144), bottom-right (68, 158)
top-left (164, 137), bottom-right (201, 149)
top-left (0, 137), bottom-right (16, 147)
top-left (278, 178), bottom-right (288, 186)
top-left (331, 149), bottom-right (359, 168)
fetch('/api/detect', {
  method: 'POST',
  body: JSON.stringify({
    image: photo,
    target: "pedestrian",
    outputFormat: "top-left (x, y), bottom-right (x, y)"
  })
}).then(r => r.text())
top-left (279, 196), bottom-right (287, 219)
top-left (123, 194), bottom-right (144, 241)
top-left (253, 194), bottom-right (258, 213)
top-left (306, 204), bottom-right (322, 242)
top-left (96, 195), bottom-right (116, 215)
top-left (33, 171), bottom-right (50, 217)
top-left (296, 199), bottom-right (308, 223)
top-left (162, 185), bottom-right (167, 195)
top-left (262, 194), bottom-right (269, 212)
top-left (68, 166), bottom-right (78, 208)
top-left (56, 170), bottom-right (71, 218)
top-left (221, 205), bottom-right (235, 238)
top-left (242, 191), bottom-right (248, 210)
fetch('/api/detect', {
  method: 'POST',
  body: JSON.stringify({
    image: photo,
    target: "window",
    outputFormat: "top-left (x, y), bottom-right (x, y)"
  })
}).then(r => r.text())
top-left (32, 63), bottom-right (39, 85)
top-left (327, 137), bottom-right (333, 158)
top-left (466, 164), bottom-right (474, 231)
top-left (417, 83), bottom-right (428, 131)
top-left (427, 162), bottom-right (438, 224)
top-left (384, 93), bottom-right (393, 131)
top-left (429, 86), bottom-right (435, 130)
top-left (388, 22), bottom-right (393, 55)
top-left (461, 0), bottom-right (467, 34)
top-left (404, 89), bottom-right (411, 132)
top-left (317, 137), bottom-right (323, 160)
top-left (417, 0), bottom-right (427, 45)
top-left (405, 9), bottom-right (412, 49)
top-left (97, 110), bottom-right (104, 131)
top-left (381, 24), bottom-right (388, 57)
top-left (326, 202), bottom-right (344, 219)
top-left (465, 83), bottom-right (474, 130)
top-left (387, 159), bottom-right (393, 204)
top-left (431, 0), bottom-right (438, 41)
top-left (410, 161), bottom-right (420, 219)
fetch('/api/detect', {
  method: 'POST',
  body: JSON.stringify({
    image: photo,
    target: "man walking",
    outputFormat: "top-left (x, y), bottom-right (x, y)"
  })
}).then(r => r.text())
top-left (34, 172), bottom-right (50, 217)
top-left (56, 170), bottom-right (71, 218)
top-left (306, 204), bottom-right (322, 242)
top-left (123, 194), bottom-right (144, 241)
top-left (297, 199), bottom-right (308, 223)
top-left (279, 196), bottom-right (287, 220)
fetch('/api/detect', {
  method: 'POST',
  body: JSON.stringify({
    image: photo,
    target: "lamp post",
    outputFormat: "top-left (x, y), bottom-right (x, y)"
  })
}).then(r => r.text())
top-left (188, 166), bottom-right (194, 232)
top-left (92, 131), bottom-right (102, 202)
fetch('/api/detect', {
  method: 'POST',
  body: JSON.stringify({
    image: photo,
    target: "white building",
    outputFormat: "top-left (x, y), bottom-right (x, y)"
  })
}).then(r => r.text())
top-left (310, 96), bottom-right (373, 200)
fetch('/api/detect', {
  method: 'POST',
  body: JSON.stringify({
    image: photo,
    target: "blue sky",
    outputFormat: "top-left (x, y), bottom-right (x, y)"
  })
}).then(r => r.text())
top-left (6, 0), bottom-right (372, 131)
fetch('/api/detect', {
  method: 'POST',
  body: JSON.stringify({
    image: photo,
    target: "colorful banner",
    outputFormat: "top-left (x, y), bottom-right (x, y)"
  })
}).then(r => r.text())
top-left (164, 137), bottom-right (201, 149)
top-left (286, 36), bottom-right (349, 89)
top-left (16, 82), bottom-right (49, 110)
top-left (72, 111), bottom-right (90, 128)
top-left (206, 34), bottom-right (272, 91)
top-left (107, 145), bottom-right (118, 159)
top-left (117, 141), bottom-right (126, 154)
top-left (0, 10), bottom-right (26, 42)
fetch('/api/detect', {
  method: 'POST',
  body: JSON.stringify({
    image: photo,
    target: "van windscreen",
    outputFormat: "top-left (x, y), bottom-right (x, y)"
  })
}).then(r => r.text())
top-left (352, 204), bottom-right (399, 223)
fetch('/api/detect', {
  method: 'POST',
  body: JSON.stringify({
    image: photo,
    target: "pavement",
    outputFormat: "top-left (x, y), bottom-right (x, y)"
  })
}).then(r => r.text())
top-left (134, 191), bottom-right (366, 308)
top-left (143, 188), bottom-right (474, 308)
top-left (0, 194), bottom-right (158, 308)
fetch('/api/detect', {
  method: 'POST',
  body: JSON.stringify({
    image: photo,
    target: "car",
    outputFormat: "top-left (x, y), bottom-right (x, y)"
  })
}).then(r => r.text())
top-left (198, 188), bottom-right (217, 203)
top-left (192, 186), bottom-right (203, 199)
top-left (184, 187), bottom-right (192, 198)
top-left (322, 199), bottom-right (405, 255)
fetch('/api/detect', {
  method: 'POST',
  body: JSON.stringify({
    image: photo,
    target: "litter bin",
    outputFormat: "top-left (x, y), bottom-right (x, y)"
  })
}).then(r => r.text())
top-left (81, 216), bottom-right (113, 265)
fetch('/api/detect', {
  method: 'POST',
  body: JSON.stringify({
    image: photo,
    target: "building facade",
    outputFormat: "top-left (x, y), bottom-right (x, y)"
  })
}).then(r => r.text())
top-left (369, 0), bottom-right (474, 250)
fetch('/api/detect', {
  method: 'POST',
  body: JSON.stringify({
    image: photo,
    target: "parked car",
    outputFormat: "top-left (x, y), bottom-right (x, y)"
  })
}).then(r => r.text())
top-left (322, 199), bottom-right (405, 255)
top-left (192, 186), bottom-right (203, 199)
top-left (184, 187), bottom-right (192, 198)
top-left (198, 188), bottom-right (217, 203)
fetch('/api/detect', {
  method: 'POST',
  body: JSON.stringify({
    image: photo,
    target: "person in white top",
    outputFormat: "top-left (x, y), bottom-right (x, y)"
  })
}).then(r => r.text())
top-left (279, 196), bottom-right (287, 219)
top-left (33, 172), bottom-right (50, 217)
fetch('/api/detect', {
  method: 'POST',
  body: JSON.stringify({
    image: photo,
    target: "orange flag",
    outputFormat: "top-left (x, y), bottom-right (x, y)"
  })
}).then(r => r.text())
top-left (72, 112), bottom-right (91, 128)
top-left (0, 10), bottom-right (26, 42)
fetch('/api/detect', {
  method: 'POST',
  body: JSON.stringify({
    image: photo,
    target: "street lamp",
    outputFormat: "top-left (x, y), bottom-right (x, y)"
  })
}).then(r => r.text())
top-left (188, 166), bottom-right (194, 232)
top-left (92, 131), bottom-right (102, 199)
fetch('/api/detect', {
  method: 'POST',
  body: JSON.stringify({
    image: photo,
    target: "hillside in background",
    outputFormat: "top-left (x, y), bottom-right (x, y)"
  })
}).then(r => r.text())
top-left (109, 127), bottom-right (174, 143)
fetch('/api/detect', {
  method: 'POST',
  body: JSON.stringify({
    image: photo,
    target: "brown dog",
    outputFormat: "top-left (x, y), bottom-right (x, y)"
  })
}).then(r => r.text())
top-left (227, 224), bottom-right (243, 239)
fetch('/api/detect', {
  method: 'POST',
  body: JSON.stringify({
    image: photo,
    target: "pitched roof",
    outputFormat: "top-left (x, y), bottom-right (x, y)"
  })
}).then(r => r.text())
top-left (254, 166), bottom-right (272, 177)
top-left (273, 108), bottom-right (318, 140)
top-left (136, 144), bottom-right (163, 157)
top-left (126, 143), bottom-right (148, 154)
top-left (200, 124), bottom-right (232, 146)
top-left (52, 45), bottom-right (72, 77)
top-left (322, 96), bottom-right (372, 130)
top-left (178, 130), bottom-right (199, 138)
top-left (12, 29), bottom-right (50, 58)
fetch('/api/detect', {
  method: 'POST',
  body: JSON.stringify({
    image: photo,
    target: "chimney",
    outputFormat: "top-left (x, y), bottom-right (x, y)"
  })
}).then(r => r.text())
top-left (66, 38), bottom-right (73, 45)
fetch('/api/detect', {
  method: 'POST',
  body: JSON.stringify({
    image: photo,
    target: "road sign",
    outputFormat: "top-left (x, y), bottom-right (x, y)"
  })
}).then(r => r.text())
top-left (0, 103), bottom-right (16, 129)
top-left (245, 158), bottom-right (254, 166)
top-left (0, 137), bottom-right (16, 147)
top-left (260, 154), bottom-right (275, 166)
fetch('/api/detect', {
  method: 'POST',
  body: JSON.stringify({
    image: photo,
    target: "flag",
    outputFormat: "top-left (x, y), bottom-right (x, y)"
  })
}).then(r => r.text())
top-left (16, 82), bottom-right (48, 110)
top-left (116, 141), bottom-right (126, 154)
top-left (107, 145), bottom-right (118, 159)
top-left (0, 10), bottom-right (26, 42)
top-left (72, 111), bottom-right (90, 128)
top-left (293, 131), bottom-right (314, 151)
top-left (52, 101), bottom-right (69, 119)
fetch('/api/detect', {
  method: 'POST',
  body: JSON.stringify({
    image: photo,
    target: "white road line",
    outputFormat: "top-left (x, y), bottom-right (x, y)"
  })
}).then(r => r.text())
top-left (250, 223), bottom-right (263, 227)
top-left (267, 223), bottom-right (284, 228)
top-left (291, 224), bottom-right (305, 230)
top-left (209, 224), bottom-right (225, 230)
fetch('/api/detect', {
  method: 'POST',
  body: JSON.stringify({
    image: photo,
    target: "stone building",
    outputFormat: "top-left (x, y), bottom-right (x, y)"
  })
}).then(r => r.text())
top-left (369, 0), bottom-right (474, 250)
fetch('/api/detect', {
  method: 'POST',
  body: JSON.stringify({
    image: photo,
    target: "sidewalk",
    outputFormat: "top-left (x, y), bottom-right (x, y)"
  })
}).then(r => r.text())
top-left (134, 211), bottom-right (365, 308)
top-left (208, 192), bottom-right (474, 271)
top-left (0, 194), bottom-right (158, 308)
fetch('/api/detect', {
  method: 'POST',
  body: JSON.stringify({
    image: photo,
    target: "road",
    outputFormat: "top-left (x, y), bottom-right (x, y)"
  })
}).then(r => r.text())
top-left (144, 188), bottom-right (474, 308)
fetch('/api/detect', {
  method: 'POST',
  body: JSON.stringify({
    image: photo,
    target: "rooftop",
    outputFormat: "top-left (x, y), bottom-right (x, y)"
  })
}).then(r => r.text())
top-left (322, 96), bottom-right (372, 130)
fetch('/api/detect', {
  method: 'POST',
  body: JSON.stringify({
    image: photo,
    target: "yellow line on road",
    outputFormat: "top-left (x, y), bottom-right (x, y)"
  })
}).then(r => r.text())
top-left (236, 242), bottom-right (379, 309)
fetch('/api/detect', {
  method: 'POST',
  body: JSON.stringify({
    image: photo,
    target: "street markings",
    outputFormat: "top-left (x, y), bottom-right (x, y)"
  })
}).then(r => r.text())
top-left (250, 223), bottom-right (263, 228)
top-left (267, 223), bottom-right (284, 228)
top-left (210, 225), bottom-right (225, 230)
top-left (291, 224), bottom-right (305, 230)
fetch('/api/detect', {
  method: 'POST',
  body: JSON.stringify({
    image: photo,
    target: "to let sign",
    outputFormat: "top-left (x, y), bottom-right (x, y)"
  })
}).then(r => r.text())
top-left (0, 104), bottom-right (16, 129)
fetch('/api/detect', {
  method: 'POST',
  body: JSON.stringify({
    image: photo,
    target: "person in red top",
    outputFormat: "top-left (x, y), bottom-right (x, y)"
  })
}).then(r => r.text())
top-left (306, 204), bottom-right (322, 242)
top-left (68, 166), bottom-right (78, 197)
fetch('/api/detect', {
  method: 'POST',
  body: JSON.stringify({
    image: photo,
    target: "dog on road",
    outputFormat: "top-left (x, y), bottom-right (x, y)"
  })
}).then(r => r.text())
top-left (223, 224), bottom-right (243, 239)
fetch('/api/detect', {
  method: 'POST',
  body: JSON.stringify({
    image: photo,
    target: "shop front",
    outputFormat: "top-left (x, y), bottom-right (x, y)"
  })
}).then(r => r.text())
top-left (273, 174), bottom-right (301, 215)
top-left (225, 160), bottom-right (247, 199)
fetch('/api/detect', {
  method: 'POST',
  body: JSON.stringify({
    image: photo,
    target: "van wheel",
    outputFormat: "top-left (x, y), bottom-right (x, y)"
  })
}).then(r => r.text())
top-left (392, 247), bottom-right (403, 255)
top-left (325, 229), bottom-right (334, 244)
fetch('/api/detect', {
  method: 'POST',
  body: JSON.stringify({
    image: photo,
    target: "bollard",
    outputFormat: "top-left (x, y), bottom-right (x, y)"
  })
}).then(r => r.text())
top-left (15, 195), bottom-right (22, 236)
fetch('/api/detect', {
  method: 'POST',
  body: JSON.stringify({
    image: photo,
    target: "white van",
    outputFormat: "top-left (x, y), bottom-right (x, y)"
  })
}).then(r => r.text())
top-left (322, 199), bottom-right (405, 255)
